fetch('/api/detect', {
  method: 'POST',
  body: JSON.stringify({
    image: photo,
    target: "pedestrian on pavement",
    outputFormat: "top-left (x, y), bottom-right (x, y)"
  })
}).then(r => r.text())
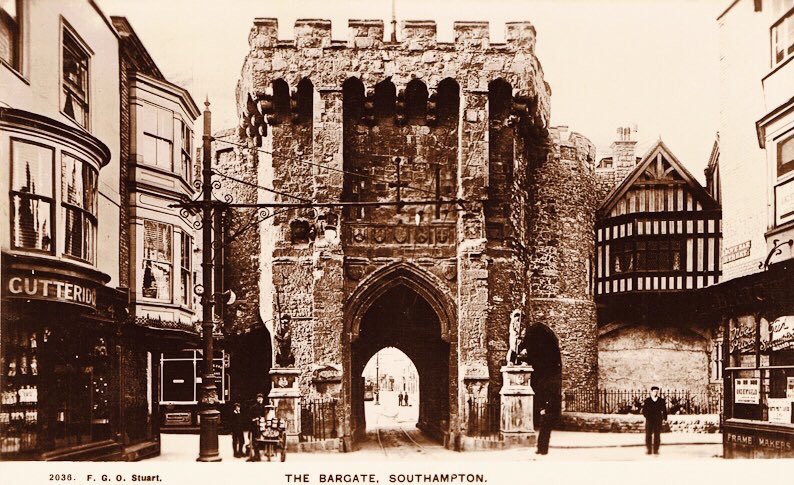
top-left (229, 402), bottom-right (245, 457)
top-left (404, 392), bottom-right (409, 406)
top-left (643, 386), bottom-right (667, 455)
top-left (398, 392), bottom-right (404, 407)
top-left (535, 398), bottom-right (557, 455)
top-left (248, 393), bottom-right (267, 448)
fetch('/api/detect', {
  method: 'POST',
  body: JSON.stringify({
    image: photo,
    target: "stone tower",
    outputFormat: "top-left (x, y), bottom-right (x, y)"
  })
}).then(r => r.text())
top-left (233, 18), bottom-right (598, 450)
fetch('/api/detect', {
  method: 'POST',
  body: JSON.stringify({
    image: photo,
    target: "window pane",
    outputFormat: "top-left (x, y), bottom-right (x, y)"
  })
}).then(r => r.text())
top-left (0, 0), bottom-right (20, 68)
top-left (161, 360), bottom-right (195, 402)
top-left (142, 135), bottom-right (157, 166)
top-left (64, 206), bottom-right (84, 258)
top-left (84, 216), bottom-right (96, 263)
top-left (143, 220), bottom-right (172, 262)
top-left (181, 269), bottom-right (190, 306)
top-left (12, 196), bottom-right (51, 250)
top-left (142, 104), bottom-right (158, 135)
top-left (84, 166), bottom-right (98, 215)
top-left (158, 109), bottom-right (173, 140)
top-left (62, 154), bottom-right (84, 208)
top-left (156, 139), bottom-right (172, 170)
top-left (12, 141), bottom-right (53, 196)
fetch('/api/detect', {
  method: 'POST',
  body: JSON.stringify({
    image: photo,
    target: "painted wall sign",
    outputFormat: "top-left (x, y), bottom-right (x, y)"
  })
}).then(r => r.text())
top-left (3, 274), bottom-right (97, 308)
top-left (767, 398), bottom-right (792, 424)
top-left (735, 378), bottom-right (760, 404)
top-left (722, 240), bottom-right (751, 264)
top-left (761, 316), bottom-right (794, 352)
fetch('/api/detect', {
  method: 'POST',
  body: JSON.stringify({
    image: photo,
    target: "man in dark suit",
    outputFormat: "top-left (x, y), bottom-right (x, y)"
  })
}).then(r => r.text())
top-left (535, 397), bottom-right (558, 455)
top-left (642, 386), bottom-right (667, 455)
top-left (229, 402), bottom-right (246, 457)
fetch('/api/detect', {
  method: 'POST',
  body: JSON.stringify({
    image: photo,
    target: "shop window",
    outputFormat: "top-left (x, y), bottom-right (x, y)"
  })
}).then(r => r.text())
top-left (0, 0), bottom-right (22, 71)
top-left (142, 220), bottom-right (172, 301)
top-left (179, 232), bottom-right (192, 307)
top-left (10, 140), bottom-right (53, 253)
top-left (777, 131), bottom-right (794, 178)
top-left (141, 103), bottom-right (174, 171)
top-left (62, 27), bottom-right (90, 128)
top-left (62, 153), bottom-right (98, 263)
top-left (178, 120), bottom-right (192, 182)
top-left (159, 351), bottom-right (226, 405)
top-left (771, 4), bottom-right (794, 67)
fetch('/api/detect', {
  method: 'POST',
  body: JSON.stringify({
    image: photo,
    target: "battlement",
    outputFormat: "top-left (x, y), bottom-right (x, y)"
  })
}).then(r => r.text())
top-left (248, 18), bottom-right (537, 52)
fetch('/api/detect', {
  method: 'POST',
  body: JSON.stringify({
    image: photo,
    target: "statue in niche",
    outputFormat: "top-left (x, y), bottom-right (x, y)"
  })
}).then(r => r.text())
top-left (274, 313), bottom-right (295, 368)
top-left (507, 309), bottom-right (528, 366)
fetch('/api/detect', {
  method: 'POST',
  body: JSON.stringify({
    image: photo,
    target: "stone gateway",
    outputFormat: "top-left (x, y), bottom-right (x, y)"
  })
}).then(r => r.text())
top-left (227, 18), bottom-right (599, 450)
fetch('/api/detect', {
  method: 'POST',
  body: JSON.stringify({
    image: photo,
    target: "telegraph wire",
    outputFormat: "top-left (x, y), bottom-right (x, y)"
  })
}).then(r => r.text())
top-left (211, 168), bottom-right (311, 203)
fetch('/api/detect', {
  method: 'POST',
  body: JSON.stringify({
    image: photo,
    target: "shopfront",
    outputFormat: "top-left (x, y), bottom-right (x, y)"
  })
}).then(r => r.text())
top-left (719, 265), bottom-right (794, 458)
top-left (159, 349), bottom-right (229, 430)
top-left (1, 259), bottom-right (126, 460)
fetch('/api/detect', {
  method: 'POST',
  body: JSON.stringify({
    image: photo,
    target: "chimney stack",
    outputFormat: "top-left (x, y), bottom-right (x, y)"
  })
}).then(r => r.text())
top-left (612, 125), bottom-right (637, 186)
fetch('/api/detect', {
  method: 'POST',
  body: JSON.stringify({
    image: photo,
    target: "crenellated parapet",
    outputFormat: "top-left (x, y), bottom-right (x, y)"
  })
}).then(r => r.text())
top-left (238, 18), bottom-right (550, 144)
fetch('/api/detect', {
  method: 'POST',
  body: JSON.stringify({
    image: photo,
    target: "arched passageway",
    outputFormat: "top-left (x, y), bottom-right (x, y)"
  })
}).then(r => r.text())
top-left (523, 325), bottom-right (562, 424)
top-left (350, 284), bottom-right (450, 444)
top-left (361, 347), bottom-right (419, 432)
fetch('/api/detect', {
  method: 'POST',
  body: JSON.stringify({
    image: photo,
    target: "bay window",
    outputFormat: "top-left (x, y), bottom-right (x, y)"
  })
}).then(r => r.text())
top-left (10, 140), bottom-right (53, 252)
top-left (142, 220), bottom-right (172, 301)
top-left (62, 153), bottom-right (98, 263)
top-left (141, 103), bottom-right (174, 171)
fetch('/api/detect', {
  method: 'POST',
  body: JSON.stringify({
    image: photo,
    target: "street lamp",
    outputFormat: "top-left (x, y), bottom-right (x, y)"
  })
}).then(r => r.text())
top-left (374, 351), bottom-right (380, 406)
top-left (197, 99), bottom-right (221, 462)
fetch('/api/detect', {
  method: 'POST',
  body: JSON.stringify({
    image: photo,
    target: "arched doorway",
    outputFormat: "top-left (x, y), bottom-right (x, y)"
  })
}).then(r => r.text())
top-left (350, 283), bottom-right (450, 445)
top-left (523, 324), bottom-right (562, 425)
top-left (361, 347), bottom-right (419, 432)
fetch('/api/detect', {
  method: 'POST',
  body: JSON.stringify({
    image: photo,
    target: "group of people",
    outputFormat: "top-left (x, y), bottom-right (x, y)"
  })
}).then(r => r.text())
top-left (397, 391), bottom-right (411, 407)
top-left (534, 385), bottom-right (669, 457)
top-left (227, 393), bottom-right (274, 458)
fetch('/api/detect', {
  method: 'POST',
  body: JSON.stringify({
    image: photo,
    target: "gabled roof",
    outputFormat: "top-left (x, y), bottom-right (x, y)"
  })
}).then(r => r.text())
top-left (598, 139), bottom-right (719, 217)
top-left (110, 16), bottom-right (164, 80)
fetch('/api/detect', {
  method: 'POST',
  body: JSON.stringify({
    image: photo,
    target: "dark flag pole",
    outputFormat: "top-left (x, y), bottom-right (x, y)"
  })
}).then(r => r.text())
top-left (197, 98), bottom-right (222, 462)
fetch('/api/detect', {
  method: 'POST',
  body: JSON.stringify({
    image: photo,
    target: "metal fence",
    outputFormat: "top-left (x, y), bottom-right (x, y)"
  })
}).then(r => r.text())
top-left (563, 389), bottom-right (723, 415)
top-left (300, 398), bottom-right (337, 442)
top-left (466, 398), bottom-right (500, 440)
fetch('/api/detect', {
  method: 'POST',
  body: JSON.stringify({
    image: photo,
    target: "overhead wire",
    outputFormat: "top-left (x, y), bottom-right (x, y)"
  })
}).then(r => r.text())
top-left (211, 168), bottom-right (311, 203)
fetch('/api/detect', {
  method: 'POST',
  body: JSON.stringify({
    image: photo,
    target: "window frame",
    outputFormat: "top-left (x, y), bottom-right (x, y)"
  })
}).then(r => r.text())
top-left (61, 151), bottom-right (98, 264)
top-left (0, 0), bottom-right (23, 74)
top-left (609, 235), bottom-right (685, 275)
top-left (9, 138), bottom-right (56, 255)
top-left (60, 21), bottom-right (91, 130)
top-left (179, 231), bottom-right (192, 308)
top-left (178, 119), bottom-right (193, 184)
top-left (141, 219), bottom-right (174, 303)
top-left (770, 5), bottom-right (794, 68)
top-left (776, 129), bottom-right (794, 179)
top-left (140, 102), bottom-right (175, 172)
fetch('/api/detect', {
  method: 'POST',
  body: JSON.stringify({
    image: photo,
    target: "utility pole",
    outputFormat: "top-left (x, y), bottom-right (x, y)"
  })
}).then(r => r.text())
top-left (197, 98), bottom-right (221, 462)
top-left (390, 0), bottom-right (397, 43)
top-left (375, 351), bottom-right (380, 405)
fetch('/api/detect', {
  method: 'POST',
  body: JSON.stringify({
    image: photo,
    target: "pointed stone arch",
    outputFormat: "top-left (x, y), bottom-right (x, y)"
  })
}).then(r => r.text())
top-left (345, 261), bottom-right (456, 343)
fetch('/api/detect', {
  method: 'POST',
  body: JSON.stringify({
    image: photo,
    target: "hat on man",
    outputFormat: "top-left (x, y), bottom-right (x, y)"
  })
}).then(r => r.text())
top-left (256, 392), bottom-right (264, 398)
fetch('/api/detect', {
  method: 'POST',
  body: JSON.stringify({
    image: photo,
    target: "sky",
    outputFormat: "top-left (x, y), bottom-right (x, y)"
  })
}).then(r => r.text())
top-left (97, 0), bottom-right (724, 181)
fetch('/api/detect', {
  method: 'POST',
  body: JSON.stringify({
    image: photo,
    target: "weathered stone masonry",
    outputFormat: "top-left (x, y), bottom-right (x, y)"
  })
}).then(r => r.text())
top-left (232, 18), bottom-right (599, 450)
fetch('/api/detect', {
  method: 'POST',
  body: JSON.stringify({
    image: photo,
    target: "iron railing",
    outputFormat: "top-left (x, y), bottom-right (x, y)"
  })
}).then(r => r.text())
top-left (299, 398), bottom-right (337, 442)
top-left (466, 398), bottom-right (500, 440)
top-left (563, 389), bottom-right (723, 415)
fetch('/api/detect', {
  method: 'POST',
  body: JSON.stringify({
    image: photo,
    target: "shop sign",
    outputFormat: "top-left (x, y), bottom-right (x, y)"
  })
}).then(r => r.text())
top-left (735, 378), bottom-right (760, 404)
top-left (787, 378), bottom-right (794, 400)
top-left (3, 274), bottom-right (97, 308)
top-left (722, 240), bottom-right (751, 264)
top-left (761, 316), bottom-right (794, 352)
top-left (726, 431), bottom-right (793, 452)
top-left (767, 398), bottom-right (792, 424)
top-left (730, 317), bottom-right (756, 353)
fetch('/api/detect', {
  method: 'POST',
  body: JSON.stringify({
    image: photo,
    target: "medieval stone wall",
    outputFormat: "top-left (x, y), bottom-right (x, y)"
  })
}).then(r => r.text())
top-left (527, 127), bottom-right (599, 395)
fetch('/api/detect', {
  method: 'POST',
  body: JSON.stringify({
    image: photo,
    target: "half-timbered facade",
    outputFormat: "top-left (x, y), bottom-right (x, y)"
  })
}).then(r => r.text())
top-left (596, 141), bottom-right (722, 296)
top-left (594, 139), bottom-right (723, 396)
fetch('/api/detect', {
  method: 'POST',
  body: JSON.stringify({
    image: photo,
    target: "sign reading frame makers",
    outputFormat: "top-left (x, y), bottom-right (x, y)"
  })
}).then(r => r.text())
top-left (3, 273), bottom-right (97, 309)
top-left (735, 378), bottom-right (761, 405)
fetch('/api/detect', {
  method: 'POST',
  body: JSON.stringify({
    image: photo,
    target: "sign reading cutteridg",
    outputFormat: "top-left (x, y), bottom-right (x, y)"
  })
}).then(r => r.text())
top-left (735, 378), bottom-right (760, 404)
top-left (3, 274), bottom-right (97, 308)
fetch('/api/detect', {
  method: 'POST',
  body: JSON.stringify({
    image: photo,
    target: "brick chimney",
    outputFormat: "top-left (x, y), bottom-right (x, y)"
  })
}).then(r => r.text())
top-left (611, 125), bottom-right (638, 186)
